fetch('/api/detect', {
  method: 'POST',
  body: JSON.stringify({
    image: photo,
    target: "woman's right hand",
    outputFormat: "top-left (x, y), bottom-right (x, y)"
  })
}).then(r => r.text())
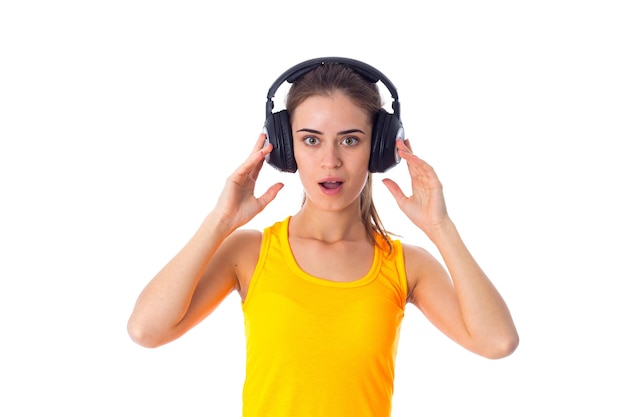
top-left (213, 133), bottom-right (284, 232)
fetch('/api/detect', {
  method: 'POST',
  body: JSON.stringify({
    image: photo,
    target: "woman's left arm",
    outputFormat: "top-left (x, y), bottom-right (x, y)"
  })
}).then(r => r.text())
top-left (383, 139), bottom-right (519, 359)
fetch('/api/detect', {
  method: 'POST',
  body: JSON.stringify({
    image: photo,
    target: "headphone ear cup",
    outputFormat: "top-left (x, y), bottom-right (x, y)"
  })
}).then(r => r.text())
top-left (369, 110), bottom-right (403, 173)
top-left (265, 110), bottom-right (297, 173)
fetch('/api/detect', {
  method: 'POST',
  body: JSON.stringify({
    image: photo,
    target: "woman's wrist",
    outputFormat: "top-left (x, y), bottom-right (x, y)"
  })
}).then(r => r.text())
top-left (201, 209), bottom-right (239, 239)
top-left (423, 216), bottom-right (458, 244)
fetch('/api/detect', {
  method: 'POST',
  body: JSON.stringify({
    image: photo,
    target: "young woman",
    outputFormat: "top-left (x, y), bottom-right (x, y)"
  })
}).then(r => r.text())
top-left (127, 57), bottom-right (519, 417)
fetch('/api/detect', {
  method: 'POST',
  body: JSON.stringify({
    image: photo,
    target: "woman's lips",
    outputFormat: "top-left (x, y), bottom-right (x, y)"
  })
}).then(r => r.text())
top-left (320, 181), bottom-right (342, 189)
top-left (319, 181), bottom-right (344, 195)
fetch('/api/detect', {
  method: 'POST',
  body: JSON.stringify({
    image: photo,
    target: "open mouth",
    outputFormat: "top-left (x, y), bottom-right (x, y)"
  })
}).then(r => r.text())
top-left (320, 181), bottom-right (344, 190)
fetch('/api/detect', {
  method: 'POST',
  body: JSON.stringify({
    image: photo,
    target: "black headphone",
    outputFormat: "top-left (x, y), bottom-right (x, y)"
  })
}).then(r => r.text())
top-left (263, 57), bottom-right (405, 173)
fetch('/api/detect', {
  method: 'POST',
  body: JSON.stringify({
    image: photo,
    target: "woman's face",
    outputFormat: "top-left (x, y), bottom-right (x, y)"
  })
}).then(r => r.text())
top-left (291, 92), bottom-right (372, 212)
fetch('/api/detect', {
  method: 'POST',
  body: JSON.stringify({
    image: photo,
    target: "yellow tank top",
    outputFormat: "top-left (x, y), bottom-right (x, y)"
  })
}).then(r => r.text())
top-left (241, 217), bottom-right (407, 417)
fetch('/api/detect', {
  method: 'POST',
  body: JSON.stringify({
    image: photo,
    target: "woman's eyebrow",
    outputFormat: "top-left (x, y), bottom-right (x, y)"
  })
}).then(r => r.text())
top-left (296, 128), bottom-right (323, 134)
top-left (338, 129), bottom-right (366, 135)
top-left (296, 128), bottom-right (365, 135)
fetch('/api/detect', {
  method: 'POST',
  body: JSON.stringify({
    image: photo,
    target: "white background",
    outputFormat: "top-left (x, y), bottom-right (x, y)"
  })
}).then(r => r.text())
top-left (1, 1), bottom-right (625, 415)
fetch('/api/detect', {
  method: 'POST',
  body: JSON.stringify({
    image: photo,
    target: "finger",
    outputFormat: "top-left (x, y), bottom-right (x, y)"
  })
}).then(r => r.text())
top-left (257, 182), bottom-right (284, 209)
top-left (396, 139), bottom-right (417, 162)
top-left (244, 137), bottom-right (273, 170)
top-left (230, 142), bottom-right (272, 186)
top-left (381, 178), bottom-right (407, 205)
top-left (397, 143), bottom-right (425, 182)
top-left (395, 140), bottom-right (432, 177)
top-left (408, 158), bottom-right (442, 192)
top-left (250, 132), bottom-right (268, 155)
top-left (403, 138), bottom-right (414, 153)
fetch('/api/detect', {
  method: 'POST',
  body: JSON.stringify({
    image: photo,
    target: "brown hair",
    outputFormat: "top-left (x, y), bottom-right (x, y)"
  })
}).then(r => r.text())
top-left (285, 62), bottom-right (393, 252)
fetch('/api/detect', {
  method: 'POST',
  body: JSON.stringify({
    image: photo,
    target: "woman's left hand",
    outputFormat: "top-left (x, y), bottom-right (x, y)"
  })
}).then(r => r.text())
top-left (382, 139), bottom-right (450, 236)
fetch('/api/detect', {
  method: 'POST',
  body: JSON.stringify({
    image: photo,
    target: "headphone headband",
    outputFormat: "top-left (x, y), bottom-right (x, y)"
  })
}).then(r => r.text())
top-left (265, 56), bottom-right (401, 119)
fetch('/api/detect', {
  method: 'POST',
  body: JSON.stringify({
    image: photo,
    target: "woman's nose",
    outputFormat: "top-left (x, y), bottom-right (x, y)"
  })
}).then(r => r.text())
top-left (320, 144), bottom-right (342, 169)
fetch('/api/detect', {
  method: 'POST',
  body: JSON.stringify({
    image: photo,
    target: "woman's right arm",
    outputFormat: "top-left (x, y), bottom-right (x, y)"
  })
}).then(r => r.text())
top-left (127, 134), bottom-right (283, 348)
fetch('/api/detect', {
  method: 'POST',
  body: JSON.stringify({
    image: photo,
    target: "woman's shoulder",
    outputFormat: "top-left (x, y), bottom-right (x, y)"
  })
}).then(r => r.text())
top-left (224, 229), bottom-right (264, 298)
top-left (399, 242), bottom-right (437, 276)
top-left (228, 217), bottom-right (287, 259)
top-left (400, 241), bottom-right (433, 259)
top-left (211, 228), bottom-right (263, 276)
top-left (400, 242), bottom-right (448, 300)
top-left (227, 228), bottom-right (264, 256)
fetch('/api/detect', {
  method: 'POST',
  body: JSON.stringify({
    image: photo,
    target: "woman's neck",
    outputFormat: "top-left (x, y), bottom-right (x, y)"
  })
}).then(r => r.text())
top-left (289, 202), bottom-right (367, 243)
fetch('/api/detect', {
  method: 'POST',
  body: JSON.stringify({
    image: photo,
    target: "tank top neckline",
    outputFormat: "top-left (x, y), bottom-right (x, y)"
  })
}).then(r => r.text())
top-left (280, 216), bottom-right (383, 288)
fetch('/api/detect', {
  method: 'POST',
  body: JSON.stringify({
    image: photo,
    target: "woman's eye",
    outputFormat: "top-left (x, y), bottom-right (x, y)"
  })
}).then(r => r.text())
top-left (304, 136), bottom-right (319, 145)
top-left (341, 136), bottom-right (359, 146)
